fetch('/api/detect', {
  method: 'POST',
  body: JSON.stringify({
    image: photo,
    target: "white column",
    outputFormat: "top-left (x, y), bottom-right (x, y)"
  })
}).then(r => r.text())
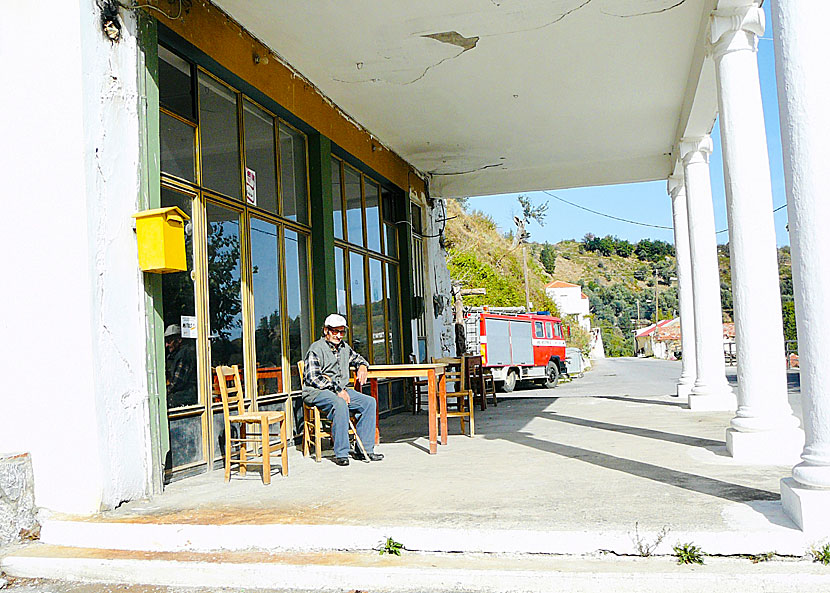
top-left (668, 176), bottom-right (696, 399)
top-left (772, 0), bottom-right (830, 532)
top-left (710, 4), bottom-right (802, 463)
top-left (680, 137), bottom-right (736, 411)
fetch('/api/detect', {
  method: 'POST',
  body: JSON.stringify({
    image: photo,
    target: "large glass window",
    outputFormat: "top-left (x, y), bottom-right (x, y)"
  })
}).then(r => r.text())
top-left (386, 263), bottom-right (402, 364)
top-left (160, 112), bottom-right (195, 182)
top-left (349, 252), bottom-right (368, 358)
top-left (365, 179), bottom-right (381, 253)
top-left (279, 124), bottom-right (308, 224)
top-left (198, 72), bottom-right (241, 199)
top-left (285, 229), bottom-right (312, 392)
top-left (335, 246), bottom-right (347, 316)
top-left (206, 203), bottom-right (243, 369)
top-left (344, 165), bottom-right (364, 246)
top-left (243, 100), bottom-right (277, 214)
top-left (159, 43), bottom-right (315, 479)
top-left (331, 158), bottom-right (343, 240)
top-left (250, 217), bottom-right (283, 395)
top-left (161, 186), bottom-right (197, 410)
top-left (159, 45), bottom-right (194, 120)
top-left (369, 258), bottom-right (386, 364)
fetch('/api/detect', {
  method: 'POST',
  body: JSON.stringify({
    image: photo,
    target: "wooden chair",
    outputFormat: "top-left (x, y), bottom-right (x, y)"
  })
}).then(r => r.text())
top-left (482, 367), bottom-right (498, 407)
top-left (412, 378), bottom-right (429, 414)
top-left (466, 355), bottom-right (497, 410)
top-left (297, 360), bottom-right (368, 462)
top-left (215, 365), bottom-right (288, 484)
top-left (433, 357), bottom-right (475, 437)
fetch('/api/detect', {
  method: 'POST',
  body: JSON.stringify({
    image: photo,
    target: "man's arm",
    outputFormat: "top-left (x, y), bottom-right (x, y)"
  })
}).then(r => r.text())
top-left (304, 350), bottom-right (342, 393)
top-left (347, 346), bottom-right (370, 387)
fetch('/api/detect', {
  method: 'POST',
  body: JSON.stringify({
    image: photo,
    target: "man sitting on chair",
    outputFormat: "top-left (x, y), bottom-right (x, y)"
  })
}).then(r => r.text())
top-left (302, 314), bottom-right (383, 466)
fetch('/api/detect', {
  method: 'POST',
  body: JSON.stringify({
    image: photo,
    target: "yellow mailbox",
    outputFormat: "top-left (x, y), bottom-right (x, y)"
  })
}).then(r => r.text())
top-left (132, 207), bottom-right (190, 273)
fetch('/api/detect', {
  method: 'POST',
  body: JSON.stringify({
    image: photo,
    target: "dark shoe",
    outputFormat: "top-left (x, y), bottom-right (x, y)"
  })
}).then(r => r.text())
top-left (350, 450), bottom-right (384, 462)
top-left (333, 457), bottom-right (350, 467)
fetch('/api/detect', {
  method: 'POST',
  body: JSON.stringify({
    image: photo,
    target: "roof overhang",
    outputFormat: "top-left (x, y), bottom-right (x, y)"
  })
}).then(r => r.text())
top-left (213, 0), bottom-right (735, 197)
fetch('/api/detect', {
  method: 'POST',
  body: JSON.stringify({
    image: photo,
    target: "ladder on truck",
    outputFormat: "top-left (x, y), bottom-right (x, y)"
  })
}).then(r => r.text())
top-left (464, 313), bottom-right (480, 354)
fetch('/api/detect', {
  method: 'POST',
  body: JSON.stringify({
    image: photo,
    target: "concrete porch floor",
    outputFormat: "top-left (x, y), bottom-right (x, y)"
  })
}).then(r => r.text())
top-left (32, 358), bottom-right (820, 557)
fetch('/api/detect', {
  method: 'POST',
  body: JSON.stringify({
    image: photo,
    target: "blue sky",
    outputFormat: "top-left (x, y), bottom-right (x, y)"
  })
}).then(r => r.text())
top-left (467, 2), bottom-right (789, 247)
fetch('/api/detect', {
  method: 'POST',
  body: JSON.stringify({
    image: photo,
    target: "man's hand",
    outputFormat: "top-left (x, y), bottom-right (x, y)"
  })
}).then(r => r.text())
top-left (338, 389), bottom-right (351, 404)
top-left (355, 364), bottom-right (368, 388)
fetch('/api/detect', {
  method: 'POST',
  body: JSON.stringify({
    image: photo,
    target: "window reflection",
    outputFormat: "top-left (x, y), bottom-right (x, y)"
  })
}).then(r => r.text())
top-left (198, 72), bottom-right (241, 199)
top-left (161, 187), bottom-right (198, 409)
top-left (365, 179), bottom-right (381, 253)
top-left (335, 246), bottom-right (347, 316)
top-left (349, 252), bottom-right (368, 359)
top-left (285, 229), bottom-right (311, 391)
top-left (331, 158), bottom-right (343, 239)
top-left (251, 218), bottom-right (283, 395)
top-left (206, 203), bottom-right (243, 373)
top-left (160, 112), bottom-right (195, 182)
top-left (159, 45), bottom-right (194, 120)
top-left (279, 124), bottom-right (308, 224)
top-left (386, 263), bottom-right (402, 364)
top-left (344, 166), bottom-right (363, 246)
top-left (243, 100), bottom-right (277, 214)
top-left (369, 258), bottom-right (386, 364)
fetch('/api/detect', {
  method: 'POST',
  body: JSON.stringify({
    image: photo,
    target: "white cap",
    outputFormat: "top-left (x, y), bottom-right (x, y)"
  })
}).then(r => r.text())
top-left (164, 324), bottom-right (181, 337)
top-left (323, 313), bottom-right (348, 328)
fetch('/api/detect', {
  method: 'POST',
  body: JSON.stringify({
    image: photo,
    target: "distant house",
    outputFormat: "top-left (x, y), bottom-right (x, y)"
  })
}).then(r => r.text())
top-left (636, 319), bottom-right (736, 362)
top-left (545, 281), bottom-right (591, 331)
top-left (635, 319), bottom-right (679, 359)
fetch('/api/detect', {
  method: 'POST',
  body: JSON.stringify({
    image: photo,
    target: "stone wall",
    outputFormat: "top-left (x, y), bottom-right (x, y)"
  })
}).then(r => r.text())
top-left (0, 453), bottom-right (38, 548)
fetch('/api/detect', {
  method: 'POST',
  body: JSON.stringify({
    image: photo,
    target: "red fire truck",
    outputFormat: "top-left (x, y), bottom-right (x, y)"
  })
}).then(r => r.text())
top-left (464, 309), bottom-right (568, 392)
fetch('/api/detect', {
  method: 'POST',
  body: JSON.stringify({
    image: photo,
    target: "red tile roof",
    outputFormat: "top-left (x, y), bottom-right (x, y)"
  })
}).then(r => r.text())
top-left (545, 280), bottom-right (580, 289)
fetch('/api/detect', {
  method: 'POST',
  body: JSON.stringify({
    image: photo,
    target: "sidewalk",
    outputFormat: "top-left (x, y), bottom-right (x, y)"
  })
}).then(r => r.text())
top-left (3, 358), bottom-right (826, 591)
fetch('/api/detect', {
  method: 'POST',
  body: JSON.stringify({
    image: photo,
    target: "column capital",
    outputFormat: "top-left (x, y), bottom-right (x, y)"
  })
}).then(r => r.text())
top-left (709, 5), bottom-right (765, 59)
top-left (667, 175), bottom-right (686, 200)
top-left (679, 136), bottom-right (713, 166)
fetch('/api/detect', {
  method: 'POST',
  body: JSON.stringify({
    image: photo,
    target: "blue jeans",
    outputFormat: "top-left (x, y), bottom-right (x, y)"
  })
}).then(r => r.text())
top-left (303, 388), bottom-right (376, 458)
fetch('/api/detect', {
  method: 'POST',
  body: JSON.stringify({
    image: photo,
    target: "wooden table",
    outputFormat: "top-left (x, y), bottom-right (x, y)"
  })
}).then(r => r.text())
top-left (364, 363), bottom-right (447, 454)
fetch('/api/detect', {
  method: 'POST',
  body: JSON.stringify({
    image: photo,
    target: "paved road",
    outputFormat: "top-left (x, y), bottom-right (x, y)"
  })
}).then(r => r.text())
top-left (501, 357), bottom-right (685, 398)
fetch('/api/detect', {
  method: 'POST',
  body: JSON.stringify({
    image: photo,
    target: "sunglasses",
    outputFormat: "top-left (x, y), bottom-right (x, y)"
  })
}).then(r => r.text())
top-left (327, 327), bottom-right (348, 335)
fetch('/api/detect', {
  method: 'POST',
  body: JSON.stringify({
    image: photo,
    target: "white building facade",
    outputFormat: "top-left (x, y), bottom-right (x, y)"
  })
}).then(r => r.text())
top-left (545, 281), bottom-right (591, 332)
top-left (0, 0), bottom-right (828, 535)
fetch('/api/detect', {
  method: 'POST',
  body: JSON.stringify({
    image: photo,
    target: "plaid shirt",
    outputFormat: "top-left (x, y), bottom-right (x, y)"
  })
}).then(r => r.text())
top-left (303, 339), bottom-right (369, 393)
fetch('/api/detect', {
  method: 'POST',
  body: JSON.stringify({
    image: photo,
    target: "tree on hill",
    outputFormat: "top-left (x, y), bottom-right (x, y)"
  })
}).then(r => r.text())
top-left (540, 242), bottom-right (556, 275)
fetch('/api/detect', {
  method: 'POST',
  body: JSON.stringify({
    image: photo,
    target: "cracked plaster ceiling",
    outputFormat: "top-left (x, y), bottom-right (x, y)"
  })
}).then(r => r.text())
top-left (214, 0), bottom-right (718, 197)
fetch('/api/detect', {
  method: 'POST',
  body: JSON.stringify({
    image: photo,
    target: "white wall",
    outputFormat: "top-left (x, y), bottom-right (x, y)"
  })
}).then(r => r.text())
top-left (0, 0), bottom-right (152, 514)
top-left (425, 199), bottom-right (455, 358)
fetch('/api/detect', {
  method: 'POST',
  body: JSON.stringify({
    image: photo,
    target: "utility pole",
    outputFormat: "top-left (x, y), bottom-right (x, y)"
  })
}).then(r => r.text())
top-left (513, 216), bottom-right (532, 312)
top-left (654, 268), bottom-right (659, 322)
top-left (522, 243), bottom-right (531, 312)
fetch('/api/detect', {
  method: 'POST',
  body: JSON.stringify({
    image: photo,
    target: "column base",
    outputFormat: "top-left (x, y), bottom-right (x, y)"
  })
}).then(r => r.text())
top-left (726, 427), bottom-right (804, 464)
top-left (781, 477), bottom-right (830, 533)
top-left (687, 390), bottom-right (736, 411)
top-left (676, 382), bottom-right (693, 399)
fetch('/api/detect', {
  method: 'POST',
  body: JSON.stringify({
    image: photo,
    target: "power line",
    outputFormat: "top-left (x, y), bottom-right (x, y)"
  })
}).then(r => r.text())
top-left (541, 190), bottom-right (673, 230)
top-left (541, 189), bottom-right (788, 235)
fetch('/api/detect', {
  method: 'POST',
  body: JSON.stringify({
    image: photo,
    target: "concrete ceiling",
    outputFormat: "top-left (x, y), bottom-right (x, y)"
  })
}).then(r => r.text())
top-left (214, 0), bottom-right (720, 197)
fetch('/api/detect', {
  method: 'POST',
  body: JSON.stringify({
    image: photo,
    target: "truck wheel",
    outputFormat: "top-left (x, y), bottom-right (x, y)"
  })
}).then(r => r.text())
top-left (502, 369), bottom-right (518, 393)
top-left (544, 361), bottom-right (560, 389)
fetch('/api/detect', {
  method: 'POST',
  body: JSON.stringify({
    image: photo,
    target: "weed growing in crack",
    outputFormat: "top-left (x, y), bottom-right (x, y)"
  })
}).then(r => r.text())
top-left (810, 543), bottom-right (830, 565)
top-left (673, 542), bottom-right (705, 565)
top-left (630, 522), bottom-right (669, 557)
top-left (750, 552), bottom-right (774, 563)
top-left (377, 536), bottom-right (404, 556)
